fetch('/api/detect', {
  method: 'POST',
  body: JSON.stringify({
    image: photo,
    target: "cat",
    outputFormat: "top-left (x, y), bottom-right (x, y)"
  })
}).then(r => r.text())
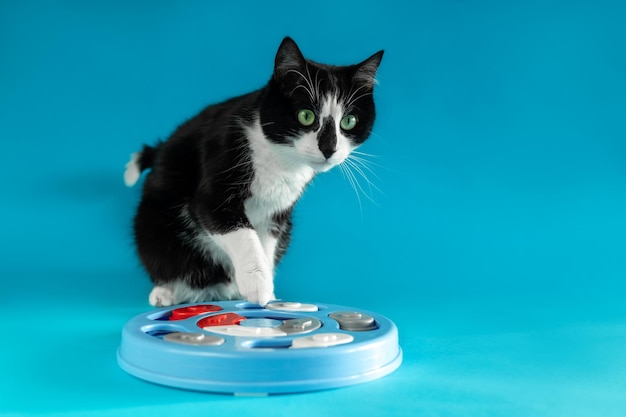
top-left (124, 37), bottom-right (383, 307)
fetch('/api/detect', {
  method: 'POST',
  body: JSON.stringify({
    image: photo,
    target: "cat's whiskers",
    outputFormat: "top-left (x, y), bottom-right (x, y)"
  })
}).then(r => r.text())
top-left (289, 84), bottom-right (314, 102)
top-left (286, 68), bottom-right (316, 102)
top-left (349, 152), bottom-right (387, 173)
top-left (347, 92), bottom-right (373, 110)
top-left (339, 152), bottom-right (383, 216)
top-left (314, 68), bottom-right (322, 101)
top-left (305, 65), bottom-right (321, 101)
top-left (352, 150), bottom-right (381, 159)
top-left (348, 157), bottom-right (381, 186)
top-left (339, 163), bottom-right (363, 216)
top-left (213, 143), bottom-right (254, 177)
top-left (344, 157), bottom-right (382, 199)
top-left (345, 84), bottom-right (372, 109)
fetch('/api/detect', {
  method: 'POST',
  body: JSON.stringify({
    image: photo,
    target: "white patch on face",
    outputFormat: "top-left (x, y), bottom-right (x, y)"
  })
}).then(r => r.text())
top-left (293, 93), bottom-right (356, 172)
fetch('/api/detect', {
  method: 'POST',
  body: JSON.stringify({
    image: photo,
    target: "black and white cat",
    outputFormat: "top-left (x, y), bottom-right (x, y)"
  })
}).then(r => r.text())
top-left (124, 37), bottom-right (383, 307)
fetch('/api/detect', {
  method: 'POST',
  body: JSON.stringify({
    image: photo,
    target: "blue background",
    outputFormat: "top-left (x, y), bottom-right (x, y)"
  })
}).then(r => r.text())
top-left (1, 1), bottom-right (625, 416)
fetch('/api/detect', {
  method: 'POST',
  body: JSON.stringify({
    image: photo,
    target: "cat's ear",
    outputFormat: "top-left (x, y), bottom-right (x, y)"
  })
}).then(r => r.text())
top-left (353, 50), bottom-right (384, 89)
top-left (274, 37), bottom-right (306, 81)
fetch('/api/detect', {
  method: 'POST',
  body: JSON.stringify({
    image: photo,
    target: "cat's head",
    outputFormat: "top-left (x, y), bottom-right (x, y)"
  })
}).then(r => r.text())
top-left (260, 37), bottom-right (383, 172)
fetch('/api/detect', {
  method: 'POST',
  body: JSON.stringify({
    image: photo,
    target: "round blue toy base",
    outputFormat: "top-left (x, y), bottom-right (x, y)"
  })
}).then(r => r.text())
top-left (118, 300), bottom-right (402, 395)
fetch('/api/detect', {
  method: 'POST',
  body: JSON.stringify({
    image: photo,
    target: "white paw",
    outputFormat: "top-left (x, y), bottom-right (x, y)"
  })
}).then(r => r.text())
top-left (235, 267), bottom-right (275, 306)
top-left (211, 228), bottom-right (276, 306)
top-left (149, 286), bottom-right (175, 307)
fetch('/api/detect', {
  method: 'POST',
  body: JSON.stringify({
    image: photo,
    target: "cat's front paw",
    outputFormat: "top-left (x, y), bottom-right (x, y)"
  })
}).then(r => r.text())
top-left (235, 266), bottom-right (275, 306)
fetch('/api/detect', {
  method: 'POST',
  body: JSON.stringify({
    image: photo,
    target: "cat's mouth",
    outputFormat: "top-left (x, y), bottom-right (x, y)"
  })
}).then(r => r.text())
top-left (291, 140), bottom-right (344, 172)
top-left (308, 159), bottom-right (337, 172)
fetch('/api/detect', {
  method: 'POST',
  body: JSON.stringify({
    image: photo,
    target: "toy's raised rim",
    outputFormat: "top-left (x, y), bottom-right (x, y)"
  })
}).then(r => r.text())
top-left (117, 347), bottom-right (402, 395)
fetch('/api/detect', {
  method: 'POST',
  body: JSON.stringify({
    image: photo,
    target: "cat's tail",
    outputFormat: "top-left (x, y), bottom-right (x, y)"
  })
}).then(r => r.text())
top-left (123, 142), bottom-right (162, 187)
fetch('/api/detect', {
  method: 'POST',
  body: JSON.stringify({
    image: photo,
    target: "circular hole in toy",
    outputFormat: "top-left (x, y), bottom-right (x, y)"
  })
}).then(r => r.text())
top-left (241, 339), bottom-right (293, 349)
top-left (169, 304), bottom-right (223, 321)
top-left (329, 311), bottom-right (379, 331)
top-left (239, 318), bottom-right (283, 328)
top-left (235, 302), bottom-right (264, 309)
top-left (146, 311), bottom-right (174, 321)
top-left (141, 324), bottom-right (187, 339)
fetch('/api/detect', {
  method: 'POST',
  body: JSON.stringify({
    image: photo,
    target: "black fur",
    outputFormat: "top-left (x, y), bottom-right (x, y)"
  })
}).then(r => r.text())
top-left (128, 37), bottom-right (383, 302)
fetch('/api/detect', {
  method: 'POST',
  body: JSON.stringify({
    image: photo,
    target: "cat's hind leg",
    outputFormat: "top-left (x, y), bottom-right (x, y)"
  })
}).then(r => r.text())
top-left (149, 285), bottom-right (175, 307)
top-left (148, 281), bottom-right (242, 307)
top-left (134, 198), bottom-right (233, 307)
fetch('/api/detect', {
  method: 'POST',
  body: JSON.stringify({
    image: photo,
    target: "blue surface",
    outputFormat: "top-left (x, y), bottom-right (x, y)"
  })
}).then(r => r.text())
top-left (1, 1), bottom-right (625, 416)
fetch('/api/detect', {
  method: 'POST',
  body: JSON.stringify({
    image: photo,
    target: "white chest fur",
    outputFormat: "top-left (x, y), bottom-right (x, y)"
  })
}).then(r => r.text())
top-left (244, 119), bottom-right (315, 229)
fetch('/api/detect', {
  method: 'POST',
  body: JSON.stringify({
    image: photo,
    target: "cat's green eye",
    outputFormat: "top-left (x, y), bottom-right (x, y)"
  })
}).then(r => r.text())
top-left (340, 114), bottom-right (358, 130)
top-left (297, 109), bottom-right (316, 126)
